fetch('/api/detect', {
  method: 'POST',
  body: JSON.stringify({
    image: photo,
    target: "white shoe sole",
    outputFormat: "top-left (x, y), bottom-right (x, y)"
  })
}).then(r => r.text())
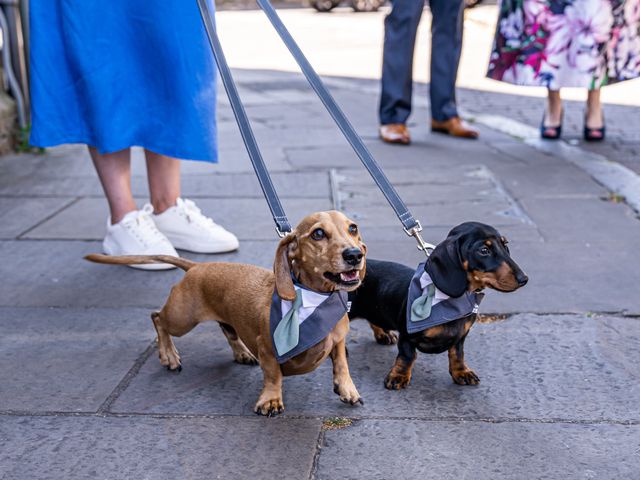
top-left (127, 262), bottom-right (177, 271)
top-left (102, 245), bottom-right (177, 271)
top-left (168, 236), bottom-right (239, 254)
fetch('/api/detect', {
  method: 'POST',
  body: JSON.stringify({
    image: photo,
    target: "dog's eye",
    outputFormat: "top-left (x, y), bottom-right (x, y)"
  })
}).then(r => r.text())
top-left (479, 246), bottom-right (491, 256)
top-left (311, 228), bottom-right (326, 241)
top-left (348, 224), bottom-right (358, 235)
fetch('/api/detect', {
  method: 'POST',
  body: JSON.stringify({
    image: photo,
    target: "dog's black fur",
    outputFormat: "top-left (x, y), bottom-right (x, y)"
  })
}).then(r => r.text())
top-left (348, 222), bottom-right (527, 389)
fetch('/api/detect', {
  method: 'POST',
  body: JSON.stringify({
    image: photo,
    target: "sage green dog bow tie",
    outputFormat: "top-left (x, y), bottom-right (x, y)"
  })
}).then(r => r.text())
top-left (273, 289), bottom-right (303, 356)
top-left (410, 282), bottom-right (436, 322)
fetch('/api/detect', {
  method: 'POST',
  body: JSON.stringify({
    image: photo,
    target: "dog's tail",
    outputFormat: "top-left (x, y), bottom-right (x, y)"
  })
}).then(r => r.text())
top-left (84, 253), bottom-right (196, 271)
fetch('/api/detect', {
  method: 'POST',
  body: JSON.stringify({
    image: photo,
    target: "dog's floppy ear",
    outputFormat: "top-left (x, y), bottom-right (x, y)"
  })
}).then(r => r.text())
top-left (425, 236), bottom-right (468, 297)
top-left (273, 233), bottom-right (297, 301)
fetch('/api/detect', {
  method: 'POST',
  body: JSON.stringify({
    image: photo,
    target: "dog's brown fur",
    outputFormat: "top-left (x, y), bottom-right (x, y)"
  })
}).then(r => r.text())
top-left (85, 211), bottom-right (366, 416)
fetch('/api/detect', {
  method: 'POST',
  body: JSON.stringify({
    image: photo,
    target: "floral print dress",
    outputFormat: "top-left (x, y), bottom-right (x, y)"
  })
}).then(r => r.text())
top-left (487, 0), bottom-right (640, 89)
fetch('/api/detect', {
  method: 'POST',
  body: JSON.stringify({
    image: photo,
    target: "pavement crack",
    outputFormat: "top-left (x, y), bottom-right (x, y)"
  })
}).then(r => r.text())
top-left (0, 411), bottom-right (637, 426)
top-left (96, 340), bottom-right (156, 414)
top-left (308, 424), bottom-right (326, 480)
top-left (16, 197), bottom-right (82, 239)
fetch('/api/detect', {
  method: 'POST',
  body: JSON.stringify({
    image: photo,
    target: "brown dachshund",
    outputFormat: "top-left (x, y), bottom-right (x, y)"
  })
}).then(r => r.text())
top-left (86, 211), bottom-right (367, 416)
top-left (348, 222), bottom-right (527, 389)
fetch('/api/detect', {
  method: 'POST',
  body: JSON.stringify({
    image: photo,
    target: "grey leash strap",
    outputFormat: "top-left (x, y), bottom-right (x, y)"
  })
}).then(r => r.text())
top-left (196, 0), bottom-right (292, 237)
top-left (255, 0), bottom-right (433, 255)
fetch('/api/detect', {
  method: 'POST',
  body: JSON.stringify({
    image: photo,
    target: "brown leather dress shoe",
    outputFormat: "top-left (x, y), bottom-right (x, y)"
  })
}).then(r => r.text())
top-left (379, 124), bottom-right (411, 145)
top-left (431, 117), bottom-right (479, 139)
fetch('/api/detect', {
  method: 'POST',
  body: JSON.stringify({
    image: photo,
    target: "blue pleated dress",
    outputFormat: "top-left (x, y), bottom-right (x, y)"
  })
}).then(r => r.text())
top-left (29, 0), bottom-right (218, 162)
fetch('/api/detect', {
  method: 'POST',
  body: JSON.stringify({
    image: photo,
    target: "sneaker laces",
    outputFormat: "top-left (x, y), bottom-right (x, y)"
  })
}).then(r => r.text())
top-left (120, 207), bottom-right (167, 248)
top-left (176, 198), bottom-right (220, 231)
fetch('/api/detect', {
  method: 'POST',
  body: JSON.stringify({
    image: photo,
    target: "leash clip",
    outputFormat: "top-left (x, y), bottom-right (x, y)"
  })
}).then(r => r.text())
top-left (404, 221), bottom-right (435, 256)
top-left (275, 227), bottom-right (290, 239)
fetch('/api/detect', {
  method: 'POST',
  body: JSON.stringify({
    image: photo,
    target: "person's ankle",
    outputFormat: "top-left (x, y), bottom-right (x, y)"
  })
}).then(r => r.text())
top-left (545, 103), bottom-right (562, 126)
top-left (586, 104), bottom-right (603, 128)
top-left (110, 207), bottom-right (137, 225)
top-left (151, 197), bottom-right (178, 215)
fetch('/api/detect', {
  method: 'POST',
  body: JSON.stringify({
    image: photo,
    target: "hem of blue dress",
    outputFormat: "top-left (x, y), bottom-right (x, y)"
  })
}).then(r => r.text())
top-left (29, 135), bottom-right (218, 163)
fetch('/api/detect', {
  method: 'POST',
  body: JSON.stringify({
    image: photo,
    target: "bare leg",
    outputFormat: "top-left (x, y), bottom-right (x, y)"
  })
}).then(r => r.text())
top-left (330, 338), bottom-right (362, 405)
top-left (586, 89), bottom-right (604, 131)
top-left (89, 147), bottom-right (136, 224)
top-left (144, 150), bottom-right (181, 214)
top-left (544, 89), bottom-right (562, 127)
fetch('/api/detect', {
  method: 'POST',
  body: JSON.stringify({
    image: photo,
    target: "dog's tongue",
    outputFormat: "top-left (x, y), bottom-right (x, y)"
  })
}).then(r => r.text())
top-left (340, 270), bottom-right (358, 282)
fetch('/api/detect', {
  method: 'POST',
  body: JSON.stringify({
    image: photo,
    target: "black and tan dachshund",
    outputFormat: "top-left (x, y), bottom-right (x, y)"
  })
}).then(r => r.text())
top-left (348, 222), bottom-right (527, 389)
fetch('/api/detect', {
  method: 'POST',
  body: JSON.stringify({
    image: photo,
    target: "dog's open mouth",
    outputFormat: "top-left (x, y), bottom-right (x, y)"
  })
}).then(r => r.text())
top-left (324, 269), bottom-right (360, 286)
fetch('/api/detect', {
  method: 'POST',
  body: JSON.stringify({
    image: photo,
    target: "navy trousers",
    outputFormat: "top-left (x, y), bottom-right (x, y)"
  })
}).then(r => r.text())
top-left (379, 0), bottom-right (464, 124)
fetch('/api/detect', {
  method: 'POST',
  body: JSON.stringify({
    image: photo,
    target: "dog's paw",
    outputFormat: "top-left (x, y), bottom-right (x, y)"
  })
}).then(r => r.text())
top-left (254, 396), bottom-right (285, 417)
top-left (451, 368), bottom-right (480, 385)
top-left (158, 345), bottom-right (182, 372)
top-left (333, 382), bottom-right (364, 406)
top-left (384, 371), bottom-right (411, 390)
top-left (374, 330), bottom-right (398, 346)
top-left (233, 350), bottom-right (258, 365)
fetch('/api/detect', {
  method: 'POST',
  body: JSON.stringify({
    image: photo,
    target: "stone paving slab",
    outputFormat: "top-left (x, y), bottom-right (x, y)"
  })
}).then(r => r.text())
top-left (0, 307), bottom-right (153, 412)
top-left (0, 416), bottom-right (321, 480)
top-left (178, 171), bottom-right (331, 198)
top-left (0, 176), bottom-right (102, 197)
top-left (221, 117), bottom-right (349, 151)
top-left (111, 315), bottom-right (640, 422)
top-left (0, 171), bottom-right (330, 199)
top-left (343, 200), bottom-right (526, 230)
top-left (0, 240), bottom-right (278, 308)
top-left (0, 144), bottom-right (294, 180)
top-left (181, 146), bottom-right (294, 174)
top-left (338, 171), bottom-right (506, 206)
top-left (22, 197), bottom-right (332, 241)
top-left (0, 197), bottom-right (74, 238)
top-left (231, 102), bottom-right (340, 129)
top-left (0, 146), bottom-right (98, 179)
top-left (316, 420), bottom-right (640, 480)
top-left (519, 195), bottom-right (640, 244)
top-left (284, 135), bottom-right (507, 172)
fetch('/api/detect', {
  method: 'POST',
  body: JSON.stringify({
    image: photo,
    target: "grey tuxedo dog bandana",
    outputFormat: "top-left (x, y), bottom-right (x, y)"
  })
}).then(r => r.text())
top-left (270, 285), bottom-right (349, 364)
top-left (406, 262), bottom-right (484, 334)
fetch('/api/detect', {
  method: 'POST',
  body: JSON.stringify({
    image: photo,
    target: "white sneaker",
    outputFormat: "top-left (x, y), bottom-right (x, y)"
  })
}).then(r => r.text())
top-left (103, 206), bottom-right (179, 270)
top-left (151, 198), bottom-right (239, 254)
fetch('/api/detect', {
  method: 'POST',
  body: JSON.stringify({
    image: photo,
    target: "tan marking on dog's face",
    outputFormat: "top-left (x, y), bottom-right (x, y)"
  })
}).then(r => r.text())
top-left (288, 211), bottom-right (366, 293)
top-left (468, 262), bottom-right (521, 292)
top-left (485, 240), bottom-right (492, 247)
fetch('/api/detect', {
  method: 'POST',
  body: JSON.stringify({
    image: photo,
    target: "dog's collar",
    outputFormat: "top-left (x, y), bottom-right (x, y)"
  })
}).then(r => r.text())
top-left (406, 262), bottom-right (484, 334)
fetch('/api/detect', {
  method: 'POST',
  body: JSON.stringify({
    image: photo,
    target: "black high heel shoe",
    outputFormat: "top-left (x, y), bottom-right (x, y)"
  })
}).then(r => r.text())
top-left (540, 109), bottom-right (563, 140)
top-left (584, 113), bottom-right (605, 142)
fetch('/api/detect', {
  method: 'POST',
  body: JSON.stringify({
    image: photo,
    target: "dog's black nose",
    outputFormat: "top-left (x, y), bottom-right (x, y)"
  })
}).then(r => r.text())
top-left (516, 271), bottom-right (528, 287)
top-left (342, 247), bottom-right (363, 266)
